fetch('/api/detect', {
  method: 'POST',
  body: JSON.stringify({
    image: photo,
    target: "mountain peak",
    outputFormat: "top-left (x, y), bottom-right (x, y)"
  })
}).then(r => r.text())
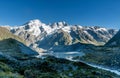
top-left (51, 21), bottom-right (68, 28)
top-left (25, 19), bottom-right (43, 27)
top-left (57, 21), bottom-right (67, 25)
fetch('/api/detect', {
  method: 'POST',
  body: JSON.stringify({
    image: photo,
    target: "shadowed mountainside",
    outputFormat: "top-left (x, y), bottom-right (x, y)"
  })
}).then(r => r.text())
top-left (105, 30), bottom-right (120, 46)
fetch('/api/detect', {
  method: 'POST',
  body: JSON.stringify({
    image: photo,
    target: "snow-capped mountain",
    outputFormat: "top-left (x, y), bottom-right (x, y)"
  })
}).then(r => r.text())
top-left (8, 19), bottom-right (117, 52)
top-left (1, 20), bottom-right (120, 78)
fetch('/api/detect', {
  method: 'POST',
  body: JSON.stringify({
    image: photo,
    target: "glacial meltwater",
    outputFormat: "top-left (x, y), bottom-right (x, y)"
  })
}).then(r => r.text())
top-left (36, 51), bottom-right (120, 76)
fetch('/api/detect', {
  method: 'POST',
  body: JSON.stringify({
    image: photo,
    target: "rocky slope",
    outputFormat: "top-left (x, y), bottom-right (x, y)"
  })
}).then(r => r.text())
top-left (0, 27), bottom-right (24, 43)
top-left (7, 19), bottom-right (117, 52)
top-left (0, 27), bottom-right (38, 58)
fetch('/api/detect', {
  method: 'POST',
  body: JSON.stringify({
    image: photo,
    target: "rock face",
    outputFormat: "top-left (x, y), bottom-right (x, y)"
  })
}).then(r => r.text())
top-left (7, 19), bottom-right (117, 51)
top-left (105, 30), bottom-right (120, 46)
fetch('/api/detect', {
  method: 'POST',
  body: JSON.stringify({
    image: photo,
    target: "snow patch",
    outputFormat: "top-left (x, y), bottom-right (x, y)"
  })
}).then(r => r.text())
top-left (97, 28), bottom-right (107, 32)
top-left (41, 25), bottom-right (52, 34)
top-left (62, 26), bottom-right (71, 33)
top-left (28, 19), bottom-right (42, 26)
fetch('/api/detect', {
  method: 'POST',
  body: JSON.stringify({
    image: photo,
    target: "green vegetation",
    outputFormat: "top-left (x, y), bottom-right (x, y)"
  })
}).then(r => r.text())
top-left (80, 46), bottom-right (120, 69)
top-left (0, 62), bottom-right (23, 78)
top-left (0, 38), bottom-right (27, 57)
top-left (0, 55), bottom-right (119, 78)
top-left (0, 27), bottom-right (119, 78)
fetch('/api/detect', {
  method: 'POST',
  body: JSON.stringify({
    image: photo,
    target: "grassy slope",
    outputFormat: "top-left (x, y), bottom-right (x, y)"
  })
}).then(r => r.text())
top-left (0, 27), bottom-right (25, 43)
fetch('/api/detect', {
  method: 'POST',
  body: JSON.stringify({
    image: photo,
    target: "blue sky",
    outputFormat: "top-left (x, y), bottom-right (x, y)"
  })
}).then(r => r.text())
top-left (0, 0), bottom-right (120, 29)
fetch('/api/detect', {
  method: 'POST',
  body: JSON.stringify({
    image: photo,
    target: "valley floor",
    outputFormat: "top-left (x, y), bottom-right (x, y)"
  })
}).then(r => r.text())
top-left (0, 52), bottom-right (120, 78)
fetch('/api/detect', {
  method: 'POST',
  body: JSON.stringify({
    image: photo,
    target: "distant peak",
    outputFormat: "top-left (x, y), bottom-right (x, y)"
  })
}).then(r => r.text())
top-left (25, 19), bottom-right (43, 26)
top-left (29, 19), bottom-right (41, 23)
top-left (57, 21), bottom-right (67, 26)
top-left (51, 21), bottom-right (68, 28)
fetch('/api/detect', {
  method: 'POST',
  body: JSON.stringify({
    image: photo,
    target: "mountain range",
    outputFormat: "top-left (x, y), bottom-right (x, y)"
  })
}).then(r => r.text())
top-left (5, 19), bottom-right (117, 52)
top-left (0, 19), bottom-right (120, 77)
